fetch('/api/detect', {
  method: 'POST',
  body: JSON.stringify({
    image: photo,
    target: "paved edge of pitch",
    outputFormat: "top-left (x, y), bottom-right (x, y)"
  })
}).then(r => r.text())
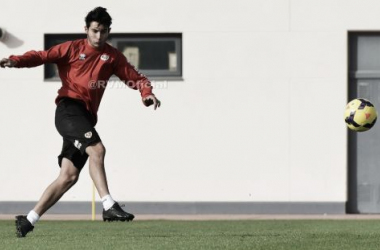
top-left (2, 214), bottom-right (380, 220)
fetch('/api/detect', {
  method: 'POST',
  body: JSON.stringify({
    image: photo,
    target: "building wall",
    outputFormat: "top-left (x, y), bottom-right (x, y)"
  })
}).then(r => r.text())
top-left (1, 0), bottom-right (376, 210)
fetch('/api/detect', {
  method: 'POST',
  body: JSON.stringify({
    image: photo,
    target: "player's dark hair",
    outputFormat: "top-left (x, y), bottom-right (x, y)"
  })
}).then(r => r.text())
top-left (85, 7), bottom-right (112, 28)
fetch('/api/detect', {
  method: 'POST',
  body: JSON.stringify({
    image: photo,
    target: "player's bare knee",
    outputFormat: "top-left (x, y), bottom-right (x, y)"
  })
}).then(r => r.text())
top-left (87, 142), bottom-right (106, 160)
top-left (69, 174), bottom-right (79, 184)
top-left (58, 174), bottom-right (78, 188)
top-left (68, 174), bottom-right (79, 187)
top-left (98, 144), bottom-right (106, 158)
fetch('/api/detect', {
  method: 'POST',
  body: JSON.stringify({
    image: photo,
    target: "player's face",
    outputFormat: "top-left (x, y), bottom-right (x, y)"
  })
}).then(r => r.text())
top-left (85, 22), bottom-right (110, 49)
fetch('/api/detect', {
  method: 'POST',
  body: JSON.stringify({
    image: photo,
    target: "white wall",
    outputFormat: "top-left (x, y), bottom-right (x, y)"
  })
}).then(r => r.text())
top-left (1, 0), bottom-right (373, 203)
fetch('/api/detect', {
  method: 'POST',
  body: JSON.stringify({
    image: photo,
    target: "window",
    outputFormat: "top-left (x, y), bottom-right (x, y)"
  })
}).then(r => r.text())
top-left (112, 34), bottom-right (182, 78)
top-left (44, 33), bottom-right (182, 80)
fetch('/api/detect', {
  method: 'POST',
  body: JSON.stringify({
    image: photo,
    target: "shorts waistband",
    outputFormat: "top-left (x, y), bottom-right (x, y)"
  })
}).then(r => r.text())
top-left (58, 97), bottom-right (86, 106)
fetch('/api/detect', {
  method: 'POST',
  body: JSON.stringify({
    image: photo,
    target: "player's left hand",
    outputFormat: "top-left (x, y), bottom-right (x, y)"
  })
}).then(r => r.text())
top-left (142, 95), bottom-right (161, 110)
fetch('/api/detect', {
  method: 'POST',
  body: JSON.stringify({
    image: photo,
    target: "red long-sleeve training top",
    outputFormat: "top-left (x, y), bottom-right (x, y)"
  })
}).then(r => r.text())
top-left (9, 38), bottom-right (153, 124)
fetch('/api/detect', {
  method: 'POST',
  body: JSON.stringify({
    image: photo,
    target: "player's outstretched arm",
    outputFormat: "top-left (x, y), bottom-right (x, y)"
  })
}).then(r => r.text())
top-left (0, 58), bottom-right (16, 68)
top-left (142, 95), bottom-right (161, 110)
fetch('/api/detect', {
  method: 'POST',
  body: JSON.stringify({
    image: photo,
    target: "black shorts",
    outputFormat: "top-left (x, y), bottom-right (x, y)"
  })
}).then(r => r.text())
top-left (55, 98), bottom-right (101, 171)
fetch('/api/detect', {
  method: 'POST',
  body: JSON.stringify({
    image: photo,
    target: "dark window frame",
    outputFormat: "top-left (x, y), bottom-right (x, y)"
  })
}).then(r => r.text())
top-left (44, 33), bottom-right (182, 80)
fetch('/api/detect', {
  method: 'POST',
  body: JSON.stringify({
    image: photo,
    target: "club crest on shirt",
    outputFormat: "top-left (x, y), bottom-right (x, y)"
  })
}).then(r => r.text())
top-left (100, 54), bottom-right (109, 61)
top-left (79, 53), bottom-right (86, 60)
top-left (84, 131), bottom-right (93, 139)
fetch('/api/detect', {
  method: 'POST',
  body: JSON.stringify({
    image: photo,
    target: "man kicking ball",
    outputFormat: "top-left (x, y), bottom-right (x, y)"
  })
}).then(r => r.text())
top-left (0, 6), bottom-right (160, 237)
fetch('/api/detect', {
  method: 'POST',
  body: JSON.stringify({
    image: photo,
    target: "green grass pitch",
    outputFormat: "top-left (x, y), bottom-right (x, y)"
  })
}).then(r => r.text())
top-left (1, 220), bottom-right (380, 249)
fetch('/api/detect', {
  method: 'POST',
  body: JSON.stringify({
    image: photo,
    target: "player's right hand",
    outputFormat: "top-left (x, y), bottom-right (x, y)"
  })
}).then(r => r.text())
top-left (142, 95), bottom-right (161, 110)
top-left (0, 58), bottom-right (16, 68)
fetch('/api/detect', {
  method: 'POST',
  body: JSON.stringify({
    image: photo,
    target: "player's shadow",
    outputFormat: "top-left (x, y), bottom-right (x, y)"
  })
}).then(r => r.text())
top-left (1, 31), bottom-right (24, 48)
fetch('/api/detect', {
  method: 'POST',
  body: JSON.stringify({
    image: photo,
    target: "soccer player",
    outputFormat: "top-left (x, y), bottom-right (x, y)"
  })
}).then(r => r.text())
top-left (0, 7), bottom-right (160, 237)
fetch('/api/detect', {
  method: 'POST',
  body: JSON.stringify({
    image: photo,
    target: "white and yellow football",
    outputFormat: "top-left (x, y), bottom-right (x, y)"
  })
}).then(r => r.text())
top-left (344, 98), bottom-right (377, 132)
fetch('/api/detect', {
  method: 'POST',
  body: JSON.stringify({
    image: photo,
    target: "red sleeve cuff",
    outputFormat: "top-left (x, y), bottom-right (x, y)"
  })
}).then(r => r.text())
top-left (9, 55), bottom-right (21, 67)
